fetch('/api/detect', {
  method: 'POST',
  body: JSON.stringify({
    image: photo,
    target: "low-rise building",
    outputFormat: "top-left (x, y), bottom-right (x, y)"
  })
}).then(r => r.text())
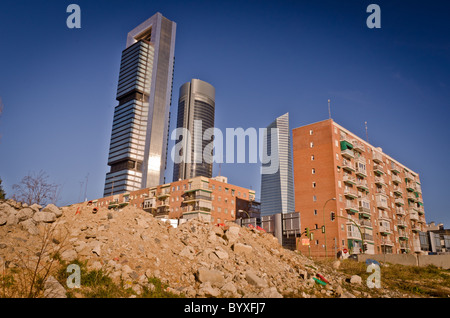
top-left (94, 175), bottom-right (260, 224)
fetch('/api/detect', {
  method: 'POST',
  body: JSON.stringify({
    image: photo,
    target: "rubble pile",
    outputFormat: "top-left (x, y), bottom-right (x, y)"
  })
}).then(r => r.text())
top-left (0, 200), bottom-right (401, 298)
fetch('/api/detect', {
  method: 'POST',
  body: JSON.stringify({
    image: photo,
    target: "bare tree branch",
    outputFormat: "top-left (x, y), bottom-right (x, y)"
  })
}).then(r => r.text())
top-left (12, 170), bottom-right (60, 206)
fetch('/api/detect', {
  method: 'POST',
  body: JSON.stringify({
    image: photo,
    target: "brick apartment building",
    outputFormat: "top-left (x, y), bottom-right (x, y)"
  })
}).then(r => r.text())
top-left (93, 175), bottom-right (260, 224)
top-left (293, 119), bottom-right (426, 258)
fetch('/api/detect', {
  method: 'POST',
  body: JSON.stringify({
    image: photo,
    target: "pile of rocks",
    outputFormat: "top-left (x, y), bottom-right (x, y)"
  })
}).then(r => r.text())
top-left (0, 200), bottom-right (398, 298)
top-left (0, 200), bottom-right (62, 235)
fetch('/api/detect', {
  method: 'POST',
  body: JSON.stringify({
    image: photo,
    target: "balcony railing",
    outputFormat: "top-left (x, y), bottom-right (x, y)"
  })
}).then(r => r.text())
top-left (356, 179), bottom-right (369, 191)
top-left (390, 162), bottom-right (401, 174)
top-left (345, 202), bottom-right (359, 213)
top-left (342, 159), bottom-right (356, 172)
top-left (405, 171), bottom-right (415, 182)
top-left (373, 164), bottom-right (384, 175)
top-left (379, 226), bottom-right (392, 235)
top-left (409, 211), bottom-right (419, 221)
top-left (373, 151), bottom-right (383, 163)
top-left (352, 140), bottom-right (365, 152)
top-left (397, 219), bottom-right (407, 228)
top-left (344, 187), bottom-right (358, 199)
top-left (347, 230), bottom-right (362, 240)
top-left (395, 207), bottom-right (405, 216)
top-left (392, 174), bottom-right (402, 184)
top-left (407, 192), bottom-right (417, 202)
top-left (393, 186), bottom-right (403, 196)
top-left (380, 238), bottom-right (394, 246)
top-left (360, 219), bottom-right (373, 228)
top-left (395, 197), bottom-right (405, 206)
top-left (341, 148), bottom-right (355, 159)
top-left (374, 176), bottom-right (386, 186)
top-left (343, 175), bottom-right (356, 185)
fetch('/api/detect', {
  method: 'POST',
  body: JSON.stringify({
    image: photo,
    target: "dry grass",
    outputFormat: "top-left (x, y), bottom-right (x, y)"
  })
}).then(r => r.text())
top-left (337, 259), bottom-right (450, 298)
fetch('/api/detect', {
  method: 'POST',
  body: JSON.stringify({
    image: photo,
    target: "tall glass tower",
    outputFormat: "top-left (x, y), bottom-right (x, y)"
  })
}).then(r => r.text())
top-left (260, 113), bottom-right (295, 216)
top-left (173, 79), bottom-right (215, 181)
top-left (104, 13), bottom-right (176, 196)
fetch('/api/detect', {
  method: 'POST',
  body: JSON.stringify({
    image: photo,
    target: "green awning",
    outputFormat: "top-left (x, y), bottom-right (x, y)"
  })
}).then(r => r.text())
top-left (418, 202), bottom-right (424, 206)
top-left (184, 188), bottom-right (212, 194)
top-left (340, 140), bottom-right (353, 150)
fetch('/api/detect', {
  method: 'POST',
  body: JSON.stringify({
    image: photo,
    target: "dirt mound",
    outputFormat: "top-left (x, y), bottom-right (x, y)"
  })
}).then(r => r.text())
top-left (0, 200), bottom-right (397, 298)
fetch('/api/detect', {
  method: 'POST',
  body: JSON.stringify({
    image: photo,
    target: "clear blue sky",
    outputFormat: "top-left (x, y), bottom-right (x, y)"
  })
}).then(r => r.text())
top-left (0, 0), bottom-right (449, 225)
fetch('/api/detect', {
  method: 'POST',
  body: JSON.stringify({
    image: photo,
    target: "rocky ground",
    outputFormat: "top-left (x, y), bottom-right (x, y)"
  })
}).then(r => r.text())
top-left (0, 199), bottom-right (413, 298)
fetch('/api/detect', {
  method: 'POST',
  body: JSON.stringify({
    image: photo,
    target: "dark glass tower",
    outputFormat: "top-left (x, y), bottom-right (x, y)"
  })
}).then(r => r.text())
top-left (104, 13), bottom-right (176, 196)
top-left (173, 79), bottom-right (215, 181)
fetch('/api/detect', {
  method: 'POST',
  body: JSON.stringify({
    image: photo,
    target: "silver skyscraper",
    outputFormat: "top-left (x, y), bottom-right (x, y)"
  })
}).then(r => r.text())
top-left (173, 79), bottom-right (215, 181)
top-left (104, 13), bottom-right (176, 196)
top-left (260, 113), bottom-right (295, 216)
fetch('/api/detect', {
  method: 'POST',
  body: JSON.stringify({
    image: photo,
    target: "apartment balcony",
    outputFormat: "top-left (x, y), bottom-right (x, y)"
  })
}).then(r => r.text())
top-left (155, 206), bottom-right (170, 218)
top-left (390, 162), bottom-right (401, 174)
top-left (343, 175), bottom-right (356, 185)
top-left (143, 198), bottom-right (157, 212)
top-left (355, 166), bottom-right (368, 178)
top-left (393, 186), bottom-right (403, 196)
top-left (345, 202), bottom-right (359, 214)
top-left (411, 223), bottom-right (421, 232)
top-left (405, 171), bottom-right (415, 182)
top-left (405, 182), bottom-right (416, 192)
top-left (342, 159), bottom-right (356, 172)
top-left (395, 207), bottom-right (406, 216)
top-left (347, 230), bottom-right (362, 240)
top-left (409, 211), bottom-right (419, 221)
top-left (407, 192), bottom-right (417, 202)
top-left (415, 182), bottom-right (422, 193)
top-left (375, 193), bottom-right (389, 209)
top-left (392, 174), bottom-right (402, 184)
top-left (397, 219), bottom-right (407, 228)
top-left (352, 140), bottom-right (365, 153)
top-left (373, 164), bottom-right (384, 175)
top-left (374, 176), bottom-right (386, 187)
top-left (358, 199), bottom-right (371, 218)
top-left (398, 231), bottom-right (409, 241)
top-left (341, 148), bottom-right (355, 160)
top-left (380, 238), bottom-right (394, 246)
top-left (356, 179), bottom-right (369, 192)
top-left (418, 216), bottom-right (426, 224)
top-left (417, 205), bottom-right (425, 215)
top-left (360, 219), bottom-right (373, 228)
top-left (372, 151), bottom-right (383, 164)
top-left (395, 197), bottom-right (405, 206)
top-left (344, 187), bottom-right (358, 199)
top-left (399, 241), bottom-right (409, 250)
top-left (363, 233), bottom-right (374, 242)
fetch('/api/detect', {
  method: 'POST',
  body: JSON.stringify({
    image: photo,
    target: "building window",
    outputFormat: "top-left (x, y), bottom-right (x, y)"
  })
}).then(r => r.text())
top-left (311, 155), bottom-right (315, 161)
top-left (313, 195), bottom-right (317, 202)
top-left (310, 130), bottom-right (314, 135)
top-left (310, 142), bottom-right (314, 148)
top-left (312, 168), bottom-right (316, 174)
top-left (312, 182), bottom-right (316, 188)
top-left (314, 209), bottom-right (318, 215)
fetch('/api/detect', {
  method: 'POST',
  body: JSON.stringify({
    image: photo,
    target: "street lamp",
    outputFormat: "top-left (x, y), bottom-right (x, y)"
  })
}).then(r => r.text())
top-left (323, 197), bottom-right (336, 258)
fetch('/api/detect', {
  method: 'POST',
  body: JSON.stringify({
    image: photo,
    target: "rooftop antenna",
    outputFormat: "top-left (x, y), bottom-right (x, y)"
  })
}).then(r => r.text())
top-left (365, 121), bottom-right (369, 142)
top-left (328, 99), bottom-right (331, 119)
top-left (84, 173), bottom-right (89, 202)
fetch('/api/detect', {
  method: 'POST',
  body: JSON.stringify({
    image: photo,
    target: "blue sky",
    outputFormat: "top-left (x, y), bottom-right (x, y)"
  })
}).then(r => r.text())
top-left (0, 0), bottom-right (449, 225)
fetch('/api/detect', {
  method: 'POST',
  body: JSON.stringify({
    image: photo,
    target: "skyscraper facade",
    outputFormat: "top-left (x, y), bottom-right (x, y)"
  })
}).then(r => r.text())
top-left (260, 113), bottom-right (295, 216)
top-left (173, 79), bottom-right (215, 181)
top-left (104, 13), bottom-right (176, 196)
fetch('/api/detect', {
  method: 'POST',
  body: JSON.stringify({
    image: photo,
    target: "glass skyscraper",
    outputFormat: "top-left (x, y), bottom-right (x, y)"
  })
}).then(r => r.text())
top-left (104, 13), bottom-right (176, 196)
top-left (260, 113), bottom-right (295, 216)
top-left (173, 79), bottom-right (215, 181)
